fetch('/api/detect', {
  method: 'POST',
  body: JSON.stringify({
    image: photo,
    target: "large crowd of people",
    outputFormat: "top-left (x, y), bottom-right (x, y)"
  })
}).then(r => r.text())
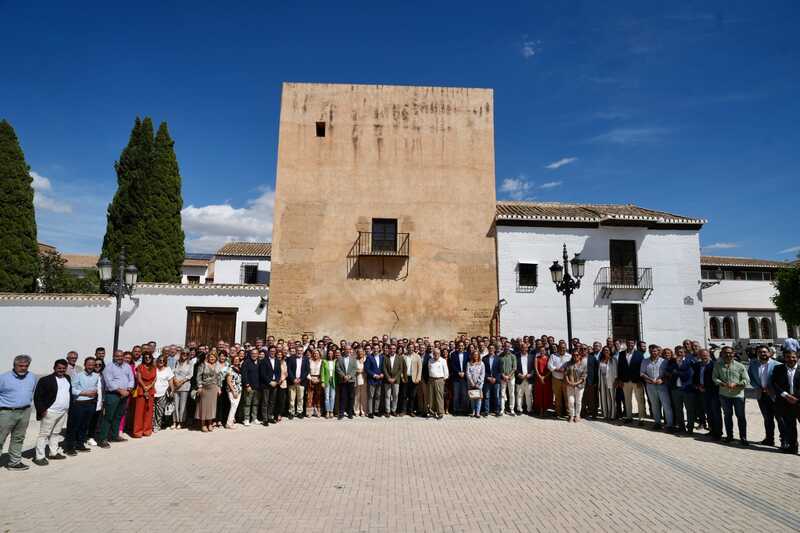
top-left (1, 333), bottom-right (799, 471)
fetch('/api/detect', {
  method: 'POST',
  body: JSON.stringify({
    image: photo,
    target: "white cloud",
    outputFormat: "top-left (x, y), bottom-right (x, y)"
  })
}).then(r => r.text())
top-left (778, 245), bottom-right (800, 254)
top-left (545, 157), bottom-right (577, 170)
top-left (702, 242), bottom-right (740, 250)
top-left (499, 176), bottom-right (533, 200)
top-left (520, 37), bottom-right (541, 59)
top-left (588, 127), bottom-right (669, 145)
top-left (181, 188), bottom-right (274, 253)
top-left (30, 171), bottom-right (72, 214)
top-left (539, 181), bottom-right (562, 189)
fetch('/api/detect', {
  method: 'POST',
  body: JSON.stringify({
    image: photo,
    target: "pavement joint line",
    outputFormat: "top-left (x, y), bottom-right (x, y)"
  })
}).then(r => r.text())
top-left (588, 422), bottom-right (800, 530)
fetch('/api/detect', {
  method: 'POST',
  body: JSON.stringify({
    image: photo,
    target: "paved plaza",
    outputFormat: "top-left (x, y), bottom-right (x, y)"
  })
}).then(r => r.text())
top-left (2, 402), bottom-right (798, 533)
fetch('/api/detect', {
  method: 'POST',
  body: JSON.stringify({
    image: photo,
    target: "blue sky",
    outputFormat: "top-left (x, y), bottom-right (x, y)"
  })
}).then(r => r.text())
top-left (1, 1), bottom-right (798, 257)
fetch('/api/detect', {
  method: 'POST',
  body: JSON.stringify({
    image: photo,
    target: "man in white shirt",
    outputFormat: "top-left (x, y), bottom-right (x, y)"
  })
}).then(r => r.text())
top-left (773, 349), bottom-right (799, 454)
top-left (32, 359), bottom-right (72, 466)
top-left (548, 345), bottom-right (571, 418)
top-left (428, 349), bottom-right (449, 419)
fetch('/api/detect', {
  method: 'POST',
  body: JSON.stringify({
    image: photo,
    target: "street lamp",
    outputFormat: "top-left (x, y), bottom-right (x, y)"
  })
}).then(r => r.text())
top-left (97, 248), bottom-right (138, 354)
top-left (549, 244), bottom-right (585, 352)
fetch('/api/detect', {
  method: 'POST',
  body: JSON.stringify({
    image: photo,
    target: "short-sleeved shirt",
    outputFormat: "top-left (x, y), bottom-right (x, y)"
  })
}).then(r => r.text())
top-left (154, 367), bottom-right (175, 397)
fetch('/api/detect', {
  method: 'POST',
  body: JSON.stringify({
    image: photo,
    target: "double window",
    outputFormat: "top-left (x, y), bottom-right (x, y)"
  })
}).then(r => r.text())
top-left (517, 263), bottom-right (538, 292)
top-left (371, 218), bottom-right (397, 253)
top-left (240, 263), bottom-right (259, 284)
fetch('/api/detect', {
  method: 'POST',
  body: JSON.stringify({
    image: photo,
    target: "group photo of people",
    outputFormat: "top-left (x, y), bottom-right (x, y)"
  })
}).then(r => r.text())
top-left (1, 333), bottom-right (799, 471)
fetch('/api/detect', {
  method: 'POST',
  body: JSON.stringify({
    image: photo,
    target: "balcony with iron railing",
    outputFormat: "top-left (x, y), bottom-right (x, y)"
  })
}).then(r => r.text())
top-left (594, 266), bottom-right (653, 299)
top-left (347, 232), bottom-right (410, 280)
top-left (350, 232), bottom-right (410, 257)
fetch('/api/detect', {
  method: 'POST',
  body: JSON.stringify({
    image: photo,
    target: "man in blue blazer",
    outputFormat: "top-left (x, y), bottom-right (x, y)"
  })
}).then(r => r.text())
top-left (617, 339), bottom-right (646, 424)
top-left (258, 347), bottom-right (280, 425)
top-left (448, 342), bottom-right (470, 416)
top-left (771, 348), bottom-right (799, 453)
top-left (286, 347), bottom-right (310, 419)
top-left (748, 345), bottom-right (784, 447)
top-left (482, 346), bottom-right (502, 416)
top-left (364, 348), bottom-right (384, 418)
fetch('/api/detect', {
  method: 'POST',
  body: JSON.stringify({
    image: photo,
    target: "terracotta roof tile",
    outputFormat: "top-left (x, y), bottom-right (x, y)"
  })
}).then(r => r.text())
top-left (215, 242), bottom-right (272, 257)
top-left (496, 201), bottom-right (706, 226)
top-left (700, 256), bottom-right (791, 269)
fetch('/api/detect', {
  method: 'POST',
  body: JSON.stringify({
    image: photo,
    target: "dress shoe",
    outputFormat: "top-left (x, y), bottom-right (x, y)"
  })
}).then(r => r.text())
top-left (33, 458), bottom-right (49, 466)
top-left (50, 453), bottom-right (67, 460)
top-left (740, 439), bottom-right (749, 446)
top-left (759, 438), bottom-right (774, 446)
top-left (97, 440), bottom-right (111, 448)
top-left (722, 436), bottom-right (733, 443)
top-left (109, 436), bottom-right (127, 443)
top-left (75, 445), bottom-right (91, 452)
top-left (64, 449), bottom-right (78, 457)
top-left (652, 423), bottom-right (662, 430)
top-left (368, 414), bottom-right (374, 419)
top-left (347, 414), bottom-right (354, 419)
top-left (5, 462), bottom-right (30, 471)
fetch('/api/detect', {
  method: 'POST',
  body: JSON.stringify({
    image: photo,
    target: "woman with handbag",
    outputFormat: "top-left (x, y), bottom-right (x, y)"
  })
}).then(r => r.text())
top-left (466, 349), bottom-right (485, 418)
top-left (172, 349), bottom-right (193, 429)
top-left (152, 355), bottom-right (174, 432)
top-left (224, 353), bottom-right (243, 429)
top-left (131, 352), bottom-right (157, 438)
top-left (195, 351), bottom-right (220, 432)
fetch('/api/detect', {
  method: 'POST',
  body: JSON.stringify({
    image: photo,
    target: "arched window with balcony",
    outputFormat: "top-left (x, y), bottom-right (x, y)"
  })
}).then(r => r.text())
top-left (709, 317), bottom-right (721, 339)
top-left (722, 317), bottom-right (735, 339)
top-left (748, 317), bottom-right (760, 339)
top-left (760, 317), bottom-right (772, 339)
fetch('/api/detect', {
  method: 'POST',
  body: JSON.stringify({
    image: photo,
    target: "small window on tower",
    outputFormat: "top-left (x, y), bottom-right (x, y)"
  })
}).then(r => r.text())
top-left (315, 122), bottom-right (326, 137)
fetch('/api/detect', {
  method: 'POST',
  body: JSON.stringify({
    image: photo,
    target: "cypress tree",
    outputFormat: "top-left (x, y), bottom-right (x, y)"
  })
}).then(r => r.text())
top-left (101, 117), bottom-right (185, 282)
top-left (101, 117), bottom-right (154, 278)
top-left (0, 119), bottom-right (39, 292)
top-left (147, 122), bottom-right (185, 282)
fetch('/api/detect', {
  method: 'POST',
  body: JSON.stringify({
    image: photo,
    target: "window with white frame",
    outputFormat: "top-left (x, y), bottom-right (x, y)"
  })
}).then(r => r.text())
top-left (240, 263), bottom-right (259, 284)
top-left (517, 262), bottom-right (538, 292)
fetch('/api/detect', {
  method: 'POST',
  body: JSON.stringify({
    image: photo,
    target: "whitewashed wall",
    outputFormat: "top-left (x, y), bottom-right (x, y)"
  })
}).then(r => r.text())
top-left (0, 283), bottom-right (267, 375)
top-left (703, 279), bottom-right (788, 344)
top-left (180, 265), bottom-right (208, 284)
top-left (496, 225), bottom-right (705, 347)
top-left (214, 257), bottom-right (271, 284)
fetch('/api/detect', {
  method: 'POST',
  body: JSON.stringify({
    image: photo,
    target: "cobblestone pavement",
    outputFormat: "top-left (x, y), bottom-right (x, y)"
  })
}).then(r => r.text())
top-left (2, 401), bottom-right (798, 533)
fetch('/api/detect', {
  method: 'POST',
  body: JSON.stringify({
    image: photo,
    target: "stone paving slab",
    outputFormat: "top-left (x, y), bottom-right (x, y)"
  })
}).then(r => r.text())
top-left (1, 401), bottom-right (796, 533)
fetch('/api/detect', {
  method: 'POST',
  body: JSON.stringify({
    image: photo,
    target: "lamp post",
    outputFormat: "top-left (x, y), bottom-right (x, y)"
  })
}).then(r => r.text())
top-left (549, 244), bottom-right (586, 352)
top-left (97, 248), bottom-right (138, 354)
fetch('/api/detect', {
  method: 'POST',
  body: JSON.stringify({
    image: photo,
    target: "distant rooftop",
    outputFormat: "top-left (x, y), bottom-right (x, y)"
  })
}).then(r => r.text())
top-left (215, 242), bottom-right (272, 257)
top-left (496, 201), bottom-right (706, 227)
top-left (701, 256), bottom-right (791, 269)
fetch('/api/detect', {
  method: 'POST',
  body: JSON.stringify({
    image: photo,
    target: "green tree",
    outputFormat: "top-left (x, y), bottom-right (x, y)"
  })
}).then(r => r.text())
top-left (0, 119), bottom-right (39, 292)
top-left (36, 250), bottom-right (100, 293)
top-left (773, 257), bottom-right (800, 329)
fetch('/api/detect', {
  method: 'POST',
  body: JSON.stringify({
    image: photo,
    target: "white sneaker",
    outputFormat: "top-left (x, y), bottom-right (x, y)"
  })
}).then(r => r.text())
top-left (87, 438), bottom-right (97, 447)
top-left (243, 420), bottom-right (251, 427)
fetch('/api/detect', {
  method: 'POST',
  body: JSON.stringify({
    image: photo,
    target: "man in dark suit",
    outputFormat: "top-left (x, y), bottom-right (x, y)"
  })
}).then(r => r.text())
top-left (448, 342), bottom-right (470, 416)
top-left (482, 345), bottom-right (502, 416)
top-left (240, 349), bottom-right (261, 426)
top-left (617, 339), bottom-right (646, 424)
top-left (336, 346), bottom-right (358, 419)
top-left (772, 349), bottom-right (799, 454)
top-left (515, 341), bottom-right (535, 415)
top-left (286, 347), bottom-right (310, 419)
top-left (694, 348), bottom-right (722, 440)
top-left (258, 347), bottom-right (280, 425)
top-left (581, 342), bottom-right (601, 419)
top-left (32, 359), bottom-right (71, 466)
top-left (364, 347), bottom-right (384, 418)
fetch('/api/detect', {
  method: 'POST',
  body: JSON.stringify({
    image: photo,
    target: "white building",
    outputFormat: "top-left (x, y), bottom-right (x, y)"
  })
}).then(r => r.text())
top-left (0, 283), bottom-right (268, 374)
top-left (212, 242), bottom-right (271, 285)
top-left (700, 255), bottom-right (795, 349)
top-left (496, 202), bottom-right (706, 348)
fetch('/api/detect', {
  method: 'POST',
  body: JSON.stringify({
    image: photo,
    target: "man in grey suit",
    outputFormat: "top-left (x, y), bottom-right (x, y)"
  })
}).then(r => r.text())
top-left (336, 346), bottom-right (358, 419)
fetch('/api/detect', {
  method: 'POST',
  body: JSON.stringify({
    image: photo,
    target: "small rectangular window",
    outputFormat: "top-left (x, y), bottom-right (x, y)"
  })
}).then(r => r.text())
top-left (241, 264), bottom-right (259, 284)
top-left (371, 218), bottom-right (397, 252)
top-left (517, 263), bottom-right (538, 292)
top-left (316, 122), bottom-right (326, 137)
top-left (187, 275), bottom-right (200, 284)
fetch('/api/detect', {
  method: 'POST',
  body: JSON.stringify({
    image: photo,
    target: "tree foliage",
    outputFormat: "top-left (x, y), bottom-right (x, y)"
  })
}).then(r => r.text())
top-left (101, 117), bottom-right (184, 282)
top-left (38, 250), bottom-right (100, 293)
top-left (0, 119), bottom-right (39, 292)
top-left (773, 258), bottom-right (800, 328)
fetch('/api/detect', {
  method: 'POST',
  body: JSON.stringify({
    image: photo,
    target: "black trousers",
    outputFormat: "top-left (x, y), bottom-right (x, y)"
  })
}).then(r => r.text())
top-left (400, 381), bottom-right (417, 413)
top-left (63, 400), bottom-right (95, 449)
top-left (261, 387), bottom-right (278, 422)
top-left (757, 394), bottom-right (784, 443)
top-left (338, 382), bottom-right (354, 416)
top-left (782, 408), bottom-right (799, 450)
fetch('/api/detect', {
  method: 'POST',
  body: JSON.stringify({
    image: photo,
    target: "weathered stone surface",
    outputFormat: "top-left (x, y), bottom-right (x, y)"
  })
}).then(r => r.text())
top-left (268, 82), bottom-right (498, 339)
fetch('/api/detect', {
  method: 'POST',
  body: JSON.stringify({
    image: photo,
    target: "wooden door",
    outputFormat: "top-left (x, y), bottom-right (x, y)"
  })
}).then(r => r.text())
top-left (610, 240), bottom-right (637, 285)
top-left (611, 304), bottom-right (640, 342)
top-left (185, 308), bottom-right (237, 346)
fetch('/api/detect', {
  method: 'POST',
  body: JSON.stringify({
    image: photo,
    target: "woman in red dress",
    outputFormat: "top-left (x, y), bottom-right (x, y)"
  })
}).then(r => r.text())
top-left (132, 352), bottom-right (157, 438)
top-left (533, 346), bottom-right (553, 416)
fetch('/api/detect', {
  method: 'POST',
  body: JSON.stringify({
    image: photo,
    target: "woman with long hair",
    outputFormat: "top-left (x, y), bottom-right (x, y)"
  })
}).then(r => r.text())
top-left (152, 355), bottom-right (174, 432)
top-left (597, 346), bottom-right (617, 420)
top-left (195, 351), bottom-right (220, 432)
top-left (225, 353), bottom-right (242, 429)
top-left (274, 349), bottom-right (289, 422)
top-left (320, 346), bottom-right (337, 419)
top-left (533, 346), bottom-right (553, 416)
top-left (564, 347), bottom-right (588, 423)
top-left (466, 348), bottom-right (485, 418)
top-left (306, 349), bottom-right (322, 417)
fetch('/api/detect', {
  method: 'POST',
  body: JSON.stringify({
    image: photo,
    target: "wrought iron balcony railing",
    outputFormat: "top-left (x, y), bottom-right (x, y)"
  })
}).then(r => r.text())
top-left (594, 267), bottom-right (653, 298)
top-left (351, 231), bottom-right (410, 257)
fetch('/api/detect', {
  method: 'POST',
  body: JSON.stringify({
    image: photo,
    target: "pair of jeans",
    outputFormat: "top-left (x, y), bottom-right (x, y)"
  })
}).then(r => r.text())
top-left (451, 379), bottom-right (468, 414)
top-left (645, 383), bottom-right (673, 426)
top-left (482, 382), bottom-right (500, 414)
top-left (566, 385), bottom-right (584, 417)
top-left (226, 392), bottom-right (241, 426)
top-left (36, 409), bottom-right (67, 459)
top-left (173, 391), bottom-right (190, 425)
top-left (64, 400), bottom-right (95, 449)
top-left (672, 389), bottom-right (697, 431)
top-left (502, 379), bottom-right (516, 413)
top-left (720, 396), bottom-right (747, 439)
top-left (470, 396), bottom-right (482, 415)
top-left (368, 383), bottom-right (382, 415)
top-left (384, 383), bottom-right (400, 413)
top-left (324, 384), bottom-right (336, 413)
